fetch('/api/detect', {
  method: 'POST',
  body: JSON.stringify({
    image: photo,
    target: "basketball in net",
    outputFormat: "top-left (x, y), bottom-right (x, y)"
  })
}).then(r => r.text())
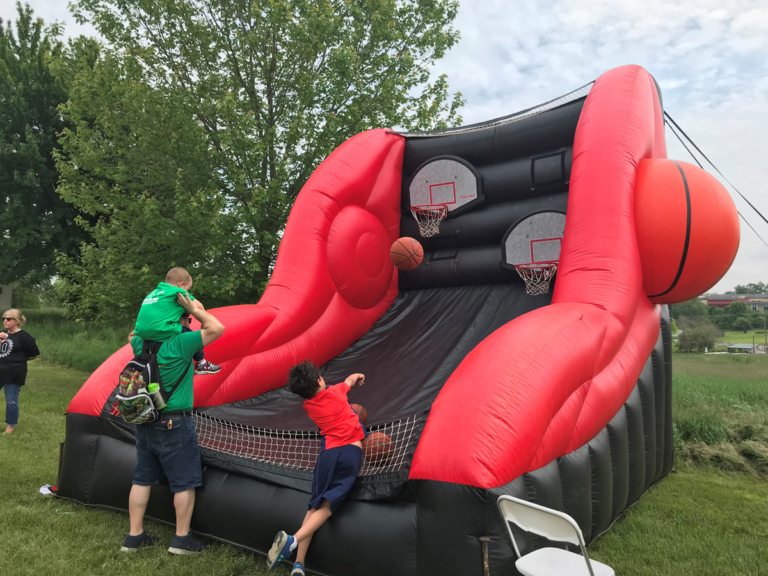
top-left (363, 431), bottom-right (393, 463)
top-left (410, 204), bottom-right (447, 238)
top-left (514, 262), bottom-right (558, 295)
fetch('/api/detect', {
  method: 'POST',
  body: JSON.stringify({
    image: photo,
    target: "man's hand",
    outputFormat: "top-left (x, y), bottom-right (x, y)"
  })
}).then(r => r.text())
top-left (176, 293), bottom-right (198, 313)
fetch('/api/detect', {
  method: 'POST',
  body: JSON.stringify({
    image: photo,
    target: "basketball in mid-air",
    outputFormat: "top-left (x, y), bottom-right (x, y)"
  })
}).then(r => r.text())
top-left (350, 403), bottom-right (368, 425)
top-left (390, 237), bottom-right (424, 271)
top-left (363, 431), bottom-right (393, 463)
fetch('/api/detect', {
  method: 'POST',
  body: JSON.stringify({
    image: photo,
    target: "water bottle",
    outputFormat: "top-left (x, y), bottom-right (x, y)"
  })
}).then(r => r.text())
top-left (147, 382), bottom-right (167, 411)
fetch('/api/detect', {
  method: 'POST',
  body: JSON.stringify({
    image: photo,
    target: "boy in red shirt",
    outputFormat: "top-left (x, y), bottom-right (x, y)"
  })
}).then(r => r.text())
top-left (267, 360), bottom-right (367, 576)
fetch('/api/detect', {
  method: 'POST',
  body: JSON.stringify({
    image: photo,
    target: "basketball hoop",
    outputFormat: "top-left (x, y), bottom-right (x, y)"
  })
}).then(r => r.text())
top-left (514, 262), bottom-right (558, 295)
top-left (411, 204), bottom-right (448, 238)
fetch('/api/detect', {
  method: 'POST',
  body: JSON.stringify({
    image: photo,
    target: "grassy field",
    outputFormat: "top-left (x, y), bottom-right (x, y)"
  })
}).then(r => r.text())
top-left (1, 316), bottom-right (767, 575)
top-left (720, 329), bottom-right (768, 347)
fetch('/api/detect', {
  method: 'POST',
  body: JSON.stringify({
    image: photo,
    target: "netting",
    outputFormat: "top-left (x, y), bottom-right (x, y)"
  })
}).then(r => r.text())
top-left (194, 412), bottom-right (424, 476)
top-left (514, 263), bottom-right (558, 295)
top-left (411, 204), bottom-right (448, 238)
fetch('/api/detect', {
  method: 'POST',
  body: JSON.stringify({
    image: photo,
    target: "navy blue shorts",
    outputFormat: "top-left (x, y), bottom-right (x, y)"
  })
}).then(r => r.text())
top-left (309, 444), bottom-right (363, 514)
top-left (133, 416), bottom-right (202, 493)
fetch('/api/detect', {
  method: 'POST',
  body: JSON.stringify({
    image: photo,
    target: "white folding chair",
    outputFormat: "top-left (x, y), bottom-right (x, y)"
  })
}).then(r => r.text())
top-left (497, 495), bottom-right (615, 576)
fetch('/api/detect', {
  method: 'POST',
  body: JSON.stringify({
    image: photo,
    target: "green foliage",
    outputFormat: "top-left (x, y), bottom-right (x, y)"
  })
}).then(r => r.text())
top-left (669, 298), bottom-right (708, 320)
top-left (22, 308), bottom-right (129, 371)
top-left (733, 316), bottom-right (752, 333)
top-left (0, 3), bottom-right (92, 285)
top-left (57, 0), bottom-right (464, 325)
top-left (677, 317), bottom-right (717, 352)
top-left (731, 281), bottom-right (767, 294)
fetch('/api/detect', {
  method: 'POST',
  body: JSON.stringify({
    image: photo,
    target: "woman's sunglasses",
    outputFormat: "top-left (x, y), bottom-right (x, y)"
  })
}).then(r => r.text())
top-left (1, 317), bottom-right (14, 321)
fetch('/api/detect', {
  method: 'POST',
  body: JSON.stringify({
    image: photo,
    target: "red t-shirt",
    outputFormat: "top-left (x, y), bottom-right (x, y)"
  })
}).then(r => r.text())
top-left (304, 384), bottom-right (365, 449)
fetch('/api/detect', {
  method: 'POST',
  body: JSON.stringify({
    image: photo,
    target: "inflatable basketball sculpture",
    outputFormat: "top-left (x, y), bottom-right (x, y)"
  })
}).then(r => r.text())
top-left (58, 66), bottom-right (738, 575)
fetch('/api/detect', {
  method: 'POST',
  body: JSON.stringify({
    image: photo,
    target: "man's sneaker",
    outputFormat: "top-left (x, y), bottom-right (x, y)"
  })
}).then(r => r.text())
top-left (291, 561), bottom-right (306, 576)
top-left (194, 360), bottom-right (222, 375)
top-left (168, 532), bottom-right (209, 555)
top-left (121, 531), bottom-right (158, 552)
top-left (267, 531), bottom-right (295, 571)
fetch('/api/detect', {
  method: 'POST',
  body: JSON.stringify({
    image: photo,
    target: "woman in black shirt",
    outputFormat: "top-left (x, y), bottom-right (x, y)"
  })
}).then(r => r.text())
top-left (0, 309), bottom-right (40, 434)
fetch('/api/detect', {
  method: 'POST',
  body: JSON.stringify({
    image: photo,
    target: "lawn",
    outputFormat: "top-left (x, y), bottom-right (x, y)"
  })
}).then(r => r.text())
top-left (720, 329), bottom-right (768, 347)
top-left (1, 323), bottom-right (767, 575)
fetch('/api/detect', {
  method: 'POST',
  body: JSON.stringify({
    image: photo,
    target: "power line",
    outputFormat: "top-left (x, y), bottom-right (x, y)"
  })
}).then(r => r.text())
top-left (664, 115), bottom-right (768, 248)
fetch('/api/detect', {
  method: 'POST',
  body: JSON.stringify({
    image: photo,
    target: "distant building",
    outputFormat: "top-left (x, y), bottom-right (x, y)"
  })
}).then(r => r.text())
top-left (726, 343), bottom-right (759, 354)
top-left (702, 294), bottom-right (768, 312)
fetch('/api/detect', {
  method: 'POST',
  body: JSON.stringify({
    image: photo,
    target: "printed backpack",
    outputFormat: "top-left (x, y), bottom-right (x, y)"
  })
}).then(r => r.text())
top-left (114, 341), bottom-right (189, 424)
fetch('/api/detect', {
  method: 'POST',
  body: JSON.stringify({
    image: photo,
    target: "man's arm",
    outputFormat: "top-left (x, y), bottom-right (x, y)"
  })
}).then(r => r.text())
top-left (177, 293), bottom-right (224, 346)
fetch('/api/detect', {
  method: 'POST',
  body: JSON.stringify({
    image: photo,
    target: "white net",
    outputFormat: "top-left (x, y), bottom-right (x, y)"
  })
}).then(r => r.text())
top-left (194, 412), bottom-right (424, 476)
top-left (515, 263), bottom-right (558, 295)
top-left (411, 205), bottom-right (448, 238)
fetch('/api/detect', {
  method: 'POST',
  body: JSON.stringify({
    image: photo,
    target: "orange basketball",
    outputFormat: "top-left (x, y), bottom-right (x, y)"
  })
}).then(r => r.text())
top-left (350, 403), bottom-right (368, 425)
top-left (390, 237), bottom-right (424, 271)
top-left (363, 431), bottom-right (393, 463)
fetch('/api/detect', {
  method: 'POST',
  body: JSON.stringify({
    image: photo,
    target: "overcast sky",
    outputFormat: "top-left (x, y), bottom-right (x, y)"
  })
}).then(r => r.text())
top-left (3, 0), bottom-right (766, 294)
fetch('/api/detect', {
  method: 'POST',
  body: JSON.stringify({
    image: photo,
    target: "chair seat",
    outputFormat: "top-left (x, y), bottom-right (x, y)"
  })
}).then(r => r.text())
top-left (516, 547), bottom-right (616, 576)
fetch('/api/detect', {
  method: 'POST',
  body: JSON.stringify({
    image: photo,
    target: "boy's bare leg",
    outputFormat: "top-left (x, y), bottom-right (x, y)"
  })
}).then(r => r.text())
top-left (295, 510), bottom-right (314, 565)
top-left (128, 484), bottom-right (151, 535)
top-left (294, 500), bottom-right (332, 544)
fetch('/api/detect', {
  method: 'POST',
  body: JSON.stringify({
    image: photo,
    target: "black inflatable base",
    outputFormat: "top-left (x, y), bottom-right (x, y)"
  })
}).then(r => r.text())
top-left (57, 309), bottom-right (673, 576)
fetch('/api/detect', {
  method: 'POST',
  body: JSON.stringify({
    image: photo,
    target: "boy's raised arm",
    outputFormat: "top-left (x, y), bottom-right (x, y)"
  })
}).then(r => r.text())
top-left (343, 373), bottom-right (365, 388)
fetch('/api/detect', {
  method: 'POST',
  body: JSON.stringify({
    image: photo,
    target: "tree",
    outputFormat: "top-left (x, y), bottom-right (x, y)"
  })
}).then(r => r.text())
top-left (677, 317), bottom-right (717, 353)
top-left (733, 316), bottom-right (752, 333)
top-left (0, 2), bottom-right (92, 286)
top-left (732, 282), bottom-right (767, 294)
top-left (57, 0), bottom-right (464, 324)
top-left (669, 298), bottom-right (708, 321)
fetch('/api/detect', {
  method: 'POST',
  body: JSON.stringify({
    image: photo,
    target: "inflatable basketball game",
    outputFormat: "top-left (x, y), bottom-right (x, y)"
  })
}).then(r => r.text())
top-left (57, 65), bottom-right (739, 575)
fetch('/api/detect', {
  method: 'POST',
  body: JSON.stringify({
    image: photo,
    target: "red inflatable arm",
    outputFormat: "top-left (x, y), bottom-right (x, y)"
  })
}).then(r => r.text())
top-left (411, 65), bottom-right (667, 487)
top-left (68, 129), bottom-right (405, 416)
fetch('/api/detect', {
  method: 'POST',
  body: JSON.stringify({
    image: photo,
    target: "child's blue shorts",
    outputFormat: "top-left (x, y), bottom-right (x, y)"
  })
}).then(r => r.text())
top-left (309, 444), bottom-right (363, 514)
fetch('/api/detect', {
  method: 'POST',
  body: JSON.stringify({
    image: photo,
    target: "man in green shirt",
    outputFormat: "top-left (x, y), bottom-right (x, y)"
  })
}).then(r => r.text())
top-left (122, 293), bottom-right (224, 555)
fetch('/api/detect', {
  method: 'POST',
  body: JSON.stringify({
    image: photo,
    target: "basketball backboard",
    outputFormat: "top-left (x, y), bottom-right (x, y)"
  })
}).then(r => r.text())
top-left (502, 211), bottom-right (566, 268)
top-left (408, 156), bottom-right (482, 217)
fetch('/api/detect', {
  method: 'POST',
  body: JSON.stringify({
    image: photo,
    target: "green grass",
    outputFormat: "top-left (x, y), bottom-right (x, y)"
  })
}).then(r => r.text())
top-left (22, 308), bottom-right (130, 372)
top-left (720, 330), bottom-right (768, 346)
top-left (2, 347), bottom-right (768, 574)
top-left (0, 363), bottom-right (265, 576)
top-left (591, 468), bottom-right (768, 575)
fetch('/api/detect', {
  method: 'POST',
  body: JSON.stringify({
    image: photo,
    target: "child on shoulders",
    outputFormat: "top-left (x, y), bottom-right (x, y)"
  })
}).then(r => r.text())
top-left (266, 360), bottom-right (367, 576)
top-left (133, 267), bottom-right (205, 343)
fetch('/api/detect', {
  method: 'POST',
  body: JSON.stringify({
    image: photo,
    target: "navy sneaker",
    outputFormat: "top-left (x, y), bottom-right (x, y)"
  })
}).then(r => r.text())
top-left (121, 531), bottom-right (158, 552)
top-left (168, 532), bottom-right (209, 555)
top-left (291, 561), bottom-right (306, 576)
top-left (267, 531), bottom-right (295, 571)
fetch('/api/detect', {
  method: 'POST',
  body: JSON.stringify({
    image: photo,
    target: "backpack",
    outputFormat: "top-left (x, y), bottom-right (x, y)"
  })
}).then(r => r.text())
top-left (114, 341), bottom-right (191, 424)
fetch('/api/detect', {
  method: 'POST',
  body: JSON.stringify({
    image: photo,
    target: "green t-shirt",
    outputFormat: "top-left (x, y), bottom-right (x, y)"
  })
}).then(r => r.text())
top-left (131, 331), bottom-right (203, 411)
top-left (134, 282), bottom-right (196, 342)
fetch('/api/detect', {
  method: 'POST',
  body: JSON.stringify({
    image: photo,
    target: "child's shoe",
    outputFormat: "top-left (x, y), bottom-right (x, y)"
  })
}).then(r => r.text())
top-left (120, 531), bottom-right (158, 552)
top-left (267, 531), bottom-right (295, 571)
top-left (291, 562), bottom-right (306, 576)
top-left (194, 359), bottom-right (222, 375)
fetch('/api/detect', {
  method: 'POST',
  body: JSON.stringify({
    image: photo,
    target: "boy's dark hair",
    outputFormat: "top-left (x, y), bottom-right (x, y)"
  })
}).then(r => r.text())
top-left (287, 360), bottom-right (322, 399)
